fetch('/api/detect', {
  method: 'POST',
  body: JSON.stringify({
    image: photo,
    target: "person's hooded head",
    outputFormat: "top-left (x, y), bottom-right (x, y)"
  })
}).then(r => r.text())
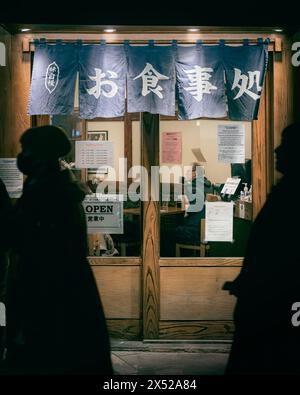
top-left (275, 123), bottom-right (300, 176)
top-left (17, 125), bottom-right (71, 176)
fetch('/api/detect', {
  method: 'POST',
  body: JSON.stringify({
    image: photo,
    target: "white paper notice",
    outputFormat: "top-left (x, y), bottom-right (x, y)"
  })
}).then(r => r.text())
top-left (217, 124), bottom-right (245, 163)
top-left (0, 158), bottom-right (23, 198)
top-left (205, 202), bottom-right (234, 242)
top-left (75, 141), bottom-right (114, 169)
top-left (162, 132), bottom-right (182, 164)
top-left (221, 177), bottom-right (241, 195)
top-left (0, 302), bottom-right (5, 327)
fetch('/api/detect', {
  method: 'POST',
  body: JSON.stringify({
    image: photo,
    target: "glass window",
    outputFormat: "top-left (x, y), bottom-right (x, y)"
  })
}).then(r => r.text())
top-left (51, 114), bottom-right (141, 258)
top-left (159, 119), bottom-right (252, 258)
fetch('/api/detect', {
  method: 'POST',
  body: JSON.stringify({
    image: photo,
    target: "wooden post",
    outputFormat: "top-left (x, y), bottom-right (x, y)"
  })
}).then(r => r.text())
top-left (141, 112), bottom-right (160, 339)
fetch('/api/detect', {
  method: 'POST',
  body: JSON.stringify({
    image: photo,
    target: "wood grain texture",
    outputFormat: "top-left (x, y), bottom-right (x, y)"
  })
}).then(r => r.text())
top-left (252, 76), bottom-right (267, 219)
top-left (159, 258), bottom-right (243, 267)
top-left (293, 33), bottom-right (300, 123)
top-left (10, 35), bottom-right (31, 156)
top-left (124, 106), bottom-right (133, 178)
top-left (23, 32), bottom-right (280, 49)
top-left (159, 321), bottom-right (234, 340)
top-left (91, 266), bottom-right (141, 319)
top-left (107, 319), bottom-right (142, 340)
top-left (273, 37), bottom-right (295, 184)
top-left (142, 113), bottom-right (160, 339)
top-left (160, 267), bottom-right (240, 320)
top-left (88, 256), bottom-right (141, 266)
top-left (0, 27), bottom-right (11, 157)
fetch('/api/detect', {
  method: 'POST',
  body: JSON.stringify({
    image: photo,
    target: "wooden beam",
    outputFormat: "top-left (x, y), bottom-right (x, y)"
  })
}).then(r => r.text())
top-left (22, 32), bottom-right (280, 53)
top-left (273, 36), bottom-right (295, 184)
top-left (252, 76), bottom-right (268, 219)
top-left (274, 37), bottom-right (282, 52)
top-left (124, 103), bottom-right (133, 179)
top-left (141, 113), bottom-right (160, 339)
top-left (159, 258), bottom-right (243, 267)
top-left (88, 256), bottom-right (141, 266)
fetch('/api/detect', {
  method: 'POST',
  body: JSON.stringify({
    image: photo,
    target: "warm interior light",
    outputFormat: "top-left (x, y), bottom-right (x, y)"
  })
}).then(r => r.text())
top-left (187, 28), bottom-right (200, 32)
top-left (104, 29), bottom-right (116, 33)
top-left (20, 28), bottom-right (31, 32)
top-left (274, 28), bottom-right (283, 32)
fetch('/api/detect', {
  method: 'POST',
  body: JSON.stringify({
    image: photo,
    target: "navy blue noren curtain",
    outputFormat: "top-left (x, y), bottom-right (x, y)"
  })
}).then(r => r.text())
top-left (29, 41), bottom-right (78, 115)
top-left (176, 44), bottom-right (227, 120)
top-left (79, 44), bottom-right (126, 119)
top-left (221, 39), bottom-right (269, 121)
top-left (126, 43), bottom-right (176, 116)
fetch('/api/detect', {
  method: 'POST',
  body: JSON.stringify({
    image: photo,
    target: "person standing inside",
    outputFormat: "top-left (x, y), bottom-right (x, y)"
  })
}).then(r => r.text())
top-left (0, 125), bottom-right (113, 375)
top-left (175, 162), bottom-right (210, 245)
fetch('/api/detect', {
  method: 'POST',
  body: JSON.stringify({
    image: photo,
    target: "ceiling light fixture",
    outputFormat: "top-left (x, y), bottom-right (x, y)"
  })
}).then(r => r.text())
top-left (187, 28), bottom-right (200, 32)
top-left (20, 28), bottom-right (31, 32)
top-left (104, 28), bottom-right (116, 33)
top-left (274, 28), bottom-right (283, 32)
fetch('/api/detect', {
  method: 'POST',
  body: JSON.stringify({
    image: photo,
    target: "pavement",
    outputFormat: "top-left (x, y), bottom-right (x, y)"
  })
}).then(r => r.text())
top-left (110, 339), bottom-right (231, 375)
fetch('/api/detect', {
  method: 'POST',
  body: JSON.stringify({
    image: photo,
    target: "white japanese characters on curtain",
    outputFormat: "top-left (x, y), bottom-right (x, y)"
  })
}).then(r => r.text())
top-left (28, 39), bottom-right (269, 121)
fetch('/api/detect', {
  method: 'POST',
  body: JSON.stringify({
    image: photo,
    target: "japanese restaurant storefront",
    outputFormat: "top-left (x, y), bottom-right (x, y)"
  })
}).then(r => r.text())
top-left (0, 24), bottom-right (298, 341)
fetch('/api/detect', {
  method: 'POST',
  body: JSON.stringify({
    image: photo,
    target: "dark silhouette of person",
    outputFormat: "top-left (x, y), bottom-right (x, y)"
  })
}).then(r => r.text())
top-left (0, 125), bottom-right (113, 375)
top-left (225, 123), bottom-right (300, 374)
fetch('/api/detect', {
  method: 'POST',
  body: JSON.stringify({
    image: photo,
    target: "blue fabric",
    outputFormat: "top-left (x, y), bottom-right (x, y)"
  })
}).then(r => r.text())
top-left (29, 42), bottom-right (78, 115)
top-left (222, 40), bottom-right (269, 121)
top-left (176, 44), bottom-right (226, 120)
top-left (126, 44), bottom-right (176, 116)
top-left (79, 44), bottom-right (126, 118)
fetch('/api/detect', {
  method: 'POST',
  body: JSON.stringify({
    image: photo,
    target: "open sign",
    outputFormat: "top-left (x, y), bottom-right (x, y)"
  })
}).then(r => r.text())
top-left (83, 196), bottom-right (123, 234)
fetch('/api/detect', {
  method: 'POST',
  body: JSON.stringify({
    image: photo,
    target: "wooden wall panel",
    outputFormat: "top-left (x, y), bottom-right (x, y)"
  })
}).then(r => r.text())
top-left (159, 321), bottom-right (234, 340)
top-left (0, 27), bottom-right (11, 157)
top-left (107, 319), bottom-right (142, 340)
top-left (91, 266), bottom-right (141, 319)
top-left (160, 267), bottom-right (240, 321)
top-left (9, 35), bottom-right (31, 156)
top-left (273, 37), bottom-right (295, 184)
top-left (292, 33), bottom-right (300, 123)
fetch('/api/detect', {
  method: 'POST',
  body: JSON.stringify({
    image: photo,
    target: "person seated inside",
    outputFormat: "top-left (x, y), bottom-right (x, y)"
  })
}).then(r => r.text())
top-left (175, 162), bottom-right (210, 245)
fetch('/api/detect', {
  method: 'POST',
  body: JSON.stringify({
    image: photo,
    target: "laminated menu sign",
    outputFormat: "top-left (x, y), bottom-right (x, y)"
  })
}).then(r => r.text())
top-left (221, 177), bottom-right (241, 195)
top-left (0, 158), bottom-right (23, 198)
top-left (217, 124), bottom-right (245, 163)
top-left (205, 201), bottom-right (234, 242)
top-left (83, 194), bottom-right (123, 234)
top-left (75, 141), bottom-right (114, 170)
